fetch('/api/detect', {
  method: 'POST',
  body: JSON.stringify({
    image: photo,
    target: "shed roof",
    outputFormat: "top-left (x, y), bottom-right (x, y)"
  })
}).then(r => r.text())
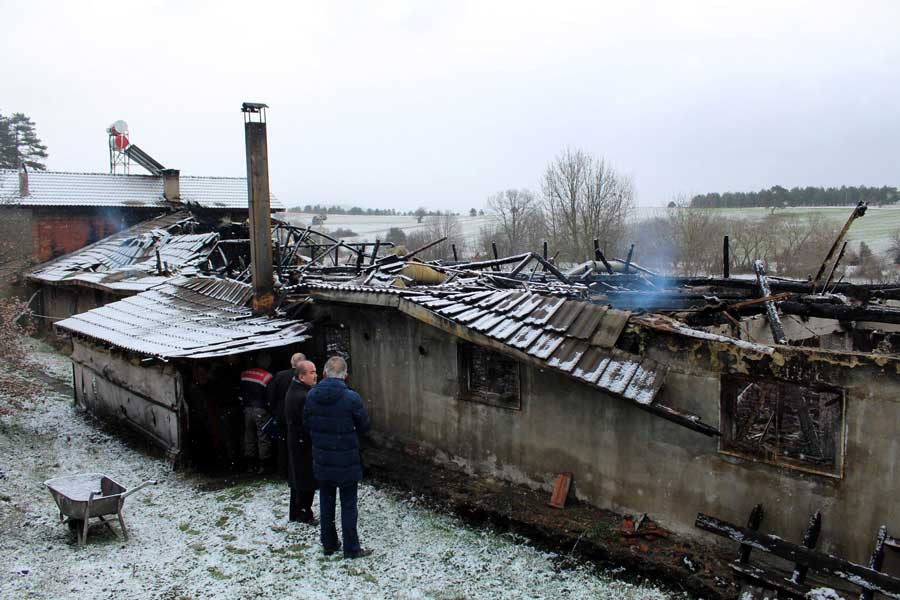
top-left (55, 276), bottom-right (309, 359)
top-left (0, 169), bottom-right (283, 210)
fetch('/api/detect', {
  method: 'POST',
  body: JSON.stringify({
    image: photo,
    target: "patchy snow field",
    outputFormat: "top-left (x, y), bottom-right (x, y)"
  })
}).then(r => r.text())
top-left (1, 341), bottom-right (688, 600)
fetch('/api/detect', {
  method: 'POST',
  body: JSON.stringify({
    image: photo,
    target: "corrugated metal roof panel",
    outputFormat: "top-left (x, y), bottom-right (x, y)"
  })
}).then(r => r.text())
top-left (596, 351), bottom-right (642, 394)
top-left (528, 332), bottom-right (565, 360)
top-left (568, 304), bottom-right (608, 340)
top-left (545, 301), bottom-right (586, 333)
top-left (590, 309), bottom-right (632, 348)
top-left (523, 296), bottom-right (566, 326)
top-left (55, 275), bottom-right (308, 359)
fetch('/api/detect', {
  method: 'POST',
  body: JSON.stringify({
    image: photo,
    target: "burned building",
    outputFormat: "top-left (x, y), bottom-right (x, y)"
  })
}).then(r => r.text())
top-left (0, 164), bottom-right (283, 297)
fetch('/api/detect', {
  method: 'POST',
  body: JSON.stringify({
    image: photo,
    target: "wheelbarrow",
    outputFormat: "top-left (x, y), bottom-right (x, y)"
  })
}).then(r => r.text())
top-left (45, 473), bottom-right (157, 546)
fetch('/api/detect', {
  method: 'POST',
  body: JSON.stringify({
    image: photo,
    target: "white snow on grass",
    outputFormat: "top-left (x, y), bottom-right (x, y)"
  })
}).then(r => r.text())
top-left (1, 339), bottom-right (687, 600)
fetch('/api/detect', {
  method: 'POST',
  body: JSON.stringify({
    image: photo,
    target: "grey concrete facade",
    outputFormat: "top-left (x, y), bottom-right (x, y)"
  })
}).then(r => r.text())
top-left (313, 300), bottom-right (900, 570)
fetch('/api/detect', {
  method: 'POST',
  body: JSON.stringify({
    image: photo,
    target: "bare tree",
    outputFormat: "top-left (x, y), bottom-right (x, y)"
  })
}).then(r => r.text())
top-left (485, 189), bottom-right (544, 256)
top-left (541, 148), bottom-right (634, 263)
top-left (406, 213), bottom-right (466, 261)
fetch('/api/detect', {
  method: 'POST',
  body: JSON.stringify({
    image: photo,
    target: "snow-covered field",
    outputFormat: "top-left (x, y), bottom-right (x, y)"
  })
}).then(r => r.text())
top-left (0, 340), bottom-right (687, 600)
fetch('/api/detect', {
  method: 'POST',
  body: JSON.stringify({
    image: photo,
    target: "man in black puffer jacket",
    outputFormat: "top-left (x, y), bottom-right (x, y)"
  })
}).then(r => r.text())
top-left (304, 356), bottom-right (372, 559)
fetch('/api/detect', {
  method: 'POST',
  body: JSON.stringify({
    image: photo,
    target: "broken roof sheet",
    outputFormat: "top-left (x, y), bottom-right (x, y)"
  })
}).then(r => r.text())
top-left (55, 276), bottom-right (310, 359)
top-left (0, 169), bottom-right (283, 210)
top-left (28, 211), bottom-right (217, 294)
top-left (401, 290), bottom-right (657, 401)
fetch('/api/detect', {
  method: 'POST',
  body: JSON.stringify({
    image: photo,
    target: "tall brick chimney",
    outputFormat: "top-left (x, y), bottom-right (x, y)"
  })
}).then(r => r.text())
top-left (161, 168), bottom-right (180, 202)
top-left (241, 102), bottom-right (274, 316)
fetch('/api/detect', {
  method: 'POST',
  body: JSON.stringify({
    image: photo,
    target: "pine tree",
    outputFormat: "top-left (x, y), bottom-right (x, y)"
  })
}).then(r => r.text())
top-left (1, 112), bottom-right (48, 170)
top-left (0, 113), bottom-right (17, 169)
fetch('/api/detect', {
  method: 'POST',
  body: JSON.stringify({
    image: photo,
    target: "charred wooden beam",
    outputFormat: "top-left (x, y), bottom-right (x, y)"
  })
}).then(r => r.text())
top-left (369, 239), bottom-right (381, 265)
top-left (542, 240), bottom-right (548, 260)
top-left (695, 513), bottom-right (900, 598)
top-left (625, 244), bottom-right (635, 273)
top-left (509, 253), bottom-right (535, 276)
top-left (811, 201), bottom-right (867, 291)
top-left (753, 260), bottom-right (787, 344)
top-left (451, 243), bottom-right (458, 262)
top-left (861, 526), bottom-right (888, 600)
top-left (790, 510), bottom-right (821, 585)
top-left (402, 236), bottom-right (447, 261)
top-left (723, 235), bottom-right (730, 279)
top-left (533, 254), bottom-right (574, 285)
top-left (821, 240), bottom-right (848, 294)
top-left (778, 300), bottom-right (900, 325)
top-left (454, 253), bottom-right (531, 271)
top-left (739, 504), bottom-right (764, 564)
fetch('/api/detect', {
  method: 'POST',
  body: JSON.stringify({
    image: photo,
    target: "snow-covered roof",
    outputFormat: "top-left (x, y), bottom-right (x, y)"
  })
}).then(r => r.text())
top-left (0, 169), bottom-right (283, 210)
top-left (55, 276), bottom-right (310, 359)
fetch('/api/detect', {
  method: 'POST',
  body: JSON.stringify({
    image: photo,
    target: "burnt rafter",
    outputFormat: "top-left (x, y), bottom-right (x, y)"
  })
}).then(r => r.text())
top-left (696, 508), bottom-right (900, 599)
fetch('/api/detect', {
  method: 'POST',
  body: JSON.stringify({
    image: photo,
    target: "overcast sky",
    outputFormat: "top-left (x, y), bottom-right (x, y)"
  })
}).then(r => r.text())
top-left (3, 0), bottom-right (899, 210)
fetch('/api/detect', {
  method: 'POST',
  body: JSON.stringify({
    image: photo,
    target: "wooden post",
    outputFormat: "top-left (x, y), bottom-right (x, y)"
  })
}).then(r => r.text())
top-left (811, 201), bottom-right (867, 291)
top-left (625, 244), bottom-right (635, 273)
top-left (452, 243), bottom-right (458, 262)
top-left (370, 239), bottom-right (381, 265)
top-left (790, 511), bottom-right (822, 585)
top-left (739, 504), bottom-right (764, 564)
top-left (491, 242), bottom-right (500, 271)
top-left (542, 240), bottom-right (548, 260)
top-left (723, 235), bottom-right (730, 279)
top-left (860, 526), bottom-right (888, 600)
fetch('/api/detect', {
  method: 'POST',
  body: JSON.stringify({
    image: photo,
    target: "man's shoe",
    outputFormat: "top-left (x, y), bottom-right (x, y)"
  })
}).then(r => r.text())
top-left (300, 516), bottom-right (320, 526)
top-left (323, 543), bottom-right (342, 556)
top-left (344, 548), bottom-right (373, 560)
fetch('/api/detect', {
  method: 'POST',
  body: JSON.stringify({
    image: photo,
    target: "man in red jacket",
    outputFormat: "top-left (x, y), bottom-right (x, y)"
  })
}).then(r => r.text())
top-left (240, 356), bottom-right (273, 474)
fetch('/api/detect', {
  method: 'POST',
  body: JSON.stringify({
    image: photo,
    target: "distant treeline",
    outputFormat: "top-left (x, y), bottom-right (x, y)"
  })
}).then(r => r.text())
top-left (288, 204), bottom-right (401, 216)
top-left (690, 186), bottom-right (898, 209)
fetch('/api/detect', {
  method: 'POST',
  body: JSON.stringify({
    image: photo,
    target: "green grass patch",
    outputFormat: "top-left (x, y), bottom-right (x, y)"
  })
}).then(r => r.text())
top-left (215, 516), bottom-right (229, 528)
top-left (177, 522), bottom-right (200, 535)
top-left (225, 544), bottom-right (251, 555)
top-left (206, 566), bottom-right (228, 580)
top-left (220, 533), bottom-right (237, 542)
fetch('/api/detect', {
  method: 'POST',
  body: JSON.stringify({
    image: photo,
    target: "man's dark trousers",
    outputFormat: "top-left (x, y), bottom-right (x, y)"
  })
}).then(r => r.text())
top-left (289, 487), bottom-right (316, 522)
top-left (319, 481), bottom-right (359, 555)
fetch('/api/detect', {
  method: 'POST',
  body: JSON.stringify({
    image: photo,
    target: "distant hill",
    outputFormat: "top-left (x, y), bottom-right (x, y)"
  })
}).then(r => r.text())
top-left (690, 185), bottom-right (898, 209)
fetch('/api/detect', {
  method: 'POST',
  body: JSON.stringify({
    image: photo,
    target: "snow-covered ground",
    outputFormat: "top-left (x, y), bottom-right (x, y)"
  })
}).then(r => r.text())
top-left (0, 340), bottom-right (687, 600)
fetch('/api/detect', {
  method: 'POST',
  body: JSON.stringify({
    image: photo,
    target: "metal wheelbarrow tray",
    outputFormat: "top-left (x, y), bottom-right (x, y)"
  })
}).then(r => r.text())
top-left (44, 473), bottom-right (156, 546)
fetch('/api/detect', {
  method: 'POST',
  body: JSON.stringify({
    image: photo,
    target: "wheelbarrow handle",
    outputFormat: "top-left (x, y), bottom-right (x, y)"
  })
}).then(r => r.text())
top-left (122, 480), bottom-right (158, 499)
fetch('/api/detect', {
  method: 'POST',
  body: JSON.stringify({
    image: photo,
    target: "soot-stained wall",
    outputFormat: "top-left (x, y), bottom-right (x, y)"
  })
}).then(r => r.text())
top-left (315, 302), bottom-right (900, 570)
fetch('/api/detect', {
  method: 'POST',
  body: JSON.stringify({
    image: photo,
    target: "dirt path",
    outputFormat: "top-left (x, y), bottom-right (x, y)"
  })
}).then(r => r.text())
top-left (0, 340), bottom-right (688, 600)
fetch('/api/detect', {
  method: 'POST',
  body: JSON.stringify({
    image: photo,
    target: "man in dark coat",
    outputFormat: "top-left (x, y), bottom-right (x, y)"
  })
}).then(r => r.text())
top-left (267, 353), bottom-right (306, 476)
top-left (283, 359), bottom-right (318, 524)
top-left (304, 356), bottom-right (372, 559)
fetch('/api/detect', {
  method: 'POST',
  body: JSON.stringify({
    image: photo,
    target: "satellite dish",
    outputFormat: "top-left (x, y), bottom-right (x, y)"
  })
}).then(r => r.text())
top-left (110, 120), bottom-right (129, 136)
